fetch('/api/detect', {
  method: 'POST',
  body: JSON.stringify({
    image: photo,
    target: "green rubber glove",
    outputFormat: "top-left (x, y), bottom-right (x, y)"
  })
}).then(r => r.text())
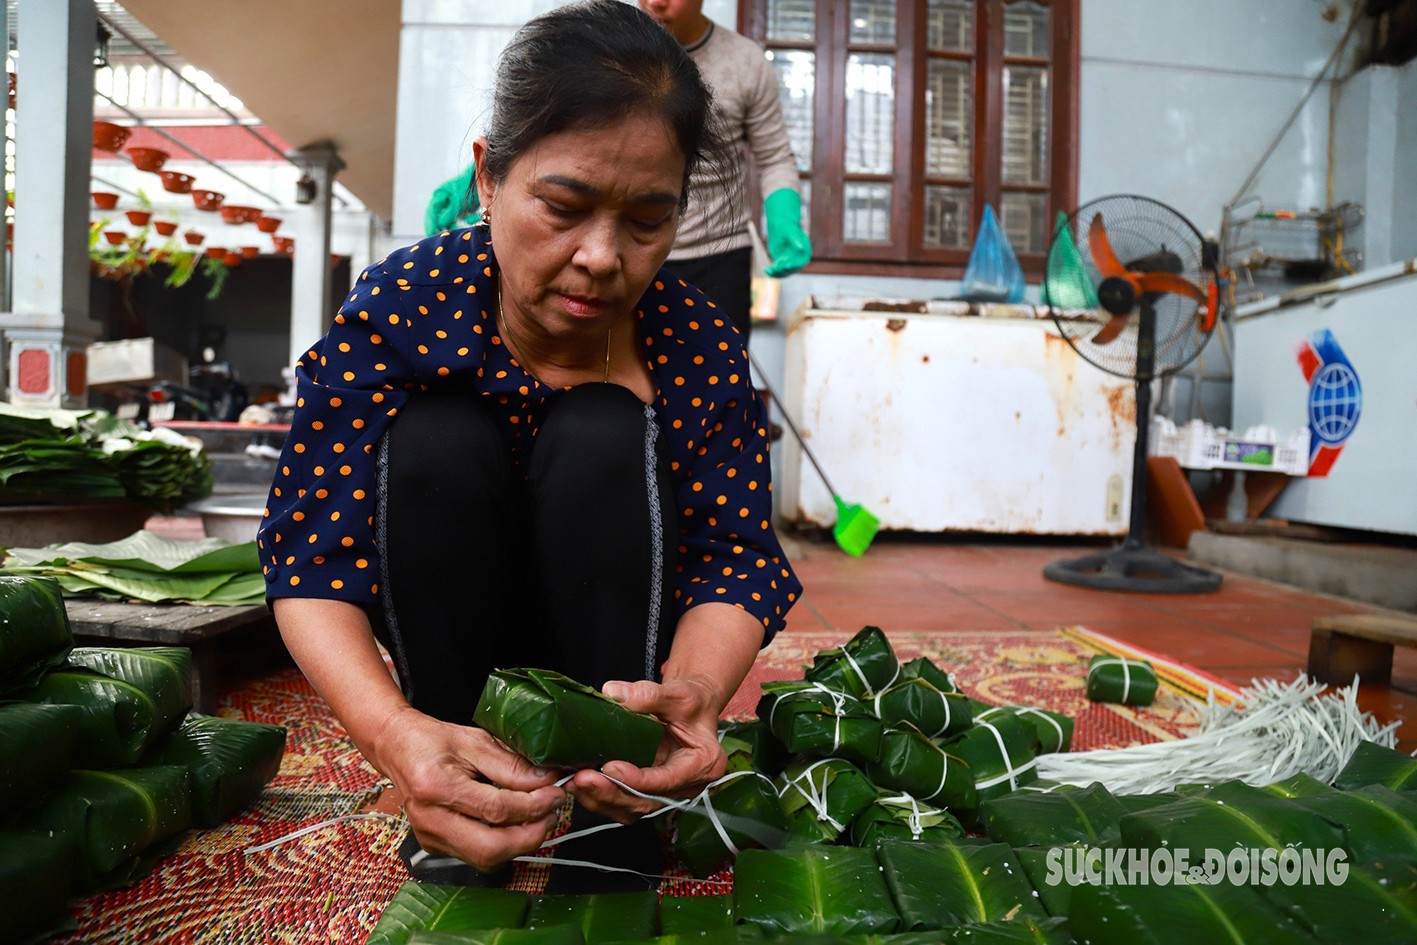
top-left (423, 160), bottom-right (481, 236)
top-left (763, 187), bottom-right (812, 278)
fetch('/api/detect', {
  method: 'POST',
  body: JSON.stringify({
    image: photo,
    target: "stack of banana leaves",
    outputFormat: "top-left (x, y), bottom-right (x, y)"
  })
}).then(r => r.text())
top-left (1, 529), bottom-right (264, 606)
top-left (0, 401), bottom-right (212, 511)
top-left (0, 574), bottom-right (285, 943)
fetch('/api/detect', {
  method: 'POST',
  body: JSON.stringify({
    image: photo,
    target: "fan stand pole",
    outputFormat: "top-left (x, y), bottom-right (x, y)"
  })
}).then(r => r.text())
top-left (1043, 302), bottom-right (1222, 593)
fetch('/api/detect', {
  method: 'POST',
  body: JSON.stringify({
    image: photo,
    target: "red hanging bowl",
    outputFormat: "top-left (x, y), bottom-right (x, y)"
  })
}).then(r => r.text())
top-left (223, 250), bottom-right (243, 267)
top-left (103, 230), bottom-right (127, 246)
top-left (92, 191), bottom-right (120, 210)
top-left (191, 190), bottom-right (225, 212)
top-left (184, 230), bottom-right (205, 246)
top-left (220, 204), bottom-right (259, 224)
top-left (204, 246), bottom-right (224, 258)
top-left (241, 245), bottom-right (259, 259)
top-left (126, 146), bottom-right (170, 173)
top-left (125, 209), bottom-right (152, 227)
top-left (153, 220), bottom-right (178, 236)
top-left (93, 120), bottom-right (131, 152)
top-left (271, 235), bottom-right (294, 255)
top-left (256, 214), bottom-right (281, 233)
top-left (159, 170), bottom-right (195, 194)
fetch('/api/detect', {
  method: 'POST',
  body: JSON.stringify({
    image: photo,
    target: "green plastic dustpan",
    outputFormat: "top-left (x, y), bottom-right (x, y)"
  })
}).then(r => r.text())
top-left (833, 496), bottom-right (880, 558)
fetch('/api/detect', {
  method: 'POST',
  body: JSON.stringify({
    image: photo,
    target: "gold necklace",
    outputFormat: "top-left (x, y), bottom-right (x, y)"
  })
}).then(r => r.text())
top-left (497, 280), bottom-right (611, 383)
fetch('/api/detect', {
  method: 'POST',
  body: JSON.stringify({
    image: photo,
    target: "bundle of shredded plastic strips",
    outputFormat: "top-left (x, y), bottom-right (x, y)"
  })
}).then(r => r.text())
top-left (1037, 674), bottom-right (1400, 794)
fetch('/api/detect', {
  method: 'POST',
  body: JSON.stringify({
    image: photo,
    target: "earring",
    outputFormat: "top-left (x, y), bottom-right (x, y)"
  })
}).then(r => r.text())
top-left (478, 203), bottom-right (493, 229)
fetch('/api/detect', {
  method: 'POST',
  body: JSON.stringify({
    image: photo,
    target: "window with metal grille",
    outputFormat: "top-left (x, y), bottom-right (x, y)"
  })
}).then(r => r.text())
top-left (742, 0), bottom-right (1078, 279)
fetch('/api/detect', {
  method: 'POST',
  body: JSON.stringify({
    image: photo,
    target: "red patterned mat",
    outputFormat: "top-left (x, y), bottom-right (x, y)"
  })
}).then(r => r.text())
top-left (57, 628), bottom-right (1201, 944)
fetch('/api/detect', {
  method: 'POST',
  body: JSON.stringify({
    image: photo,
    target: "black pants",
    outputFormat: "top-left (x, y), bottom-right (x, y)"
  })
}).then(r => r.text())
top-left (376, 382), bottom-right (678, 891)
top-left (665, 246), bottom-right (753, 342)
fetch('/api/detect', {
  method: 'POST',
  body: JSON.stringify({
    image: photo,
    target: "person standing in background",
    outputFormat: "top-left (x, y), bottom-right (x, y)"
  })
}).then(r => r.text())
top-left (639, 0), bottom-right (811, 344)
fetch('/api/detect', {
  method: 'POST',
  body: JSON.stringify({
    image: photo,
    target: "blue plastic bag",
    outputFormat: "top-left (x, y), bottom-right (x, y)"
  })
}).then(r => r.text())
top-left (959, 204), bottom-right (1026, 303)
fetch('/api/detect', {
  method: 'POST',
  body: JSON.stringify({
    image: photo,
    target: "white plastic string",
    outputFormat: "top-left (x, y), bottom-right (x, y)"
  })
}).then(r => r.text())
top-left (779, 758), bottom-right (846, 833)
top-left (840, 648), bottom-right (872, 695)
top-left (925, 740), bottom-right (952, 802)
top-left (934, 689), bottom-right (953, 738)
top-left (881, 793), bottom-right (926, 839)
top-left (1017, 706), bottom-right (1065, 749)
top-left (243, 812), bottom-right (401, 855)
top-left (974, 720), bottom-right (1036, 791)
top-left (1037, 674), bottom-right (1401, 794)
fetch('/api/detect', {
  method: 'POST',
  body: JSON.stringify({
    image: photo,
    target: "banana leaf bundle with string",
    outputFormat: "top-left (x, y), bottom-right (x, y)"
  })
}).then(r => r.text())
top-left (0, 575), bottom-right (73, 696)
top-left (977, 781), bottom-right (1129, 847)
top-left (656, 895), bottom-right (736, 934)
top-left (718, 719), bottom-right (787, 778)
top-left (1035, 675), bottom-right (1400, 794)
top-left (526, 891), bottom-right (658, 944)
top-left (804, 626), bottom-right (901, 699)
top-left (592, 932), bottom-right (748, 945)
top-left (473, 668), bottom-right (664, 769)
top-left (875, 838), bottom-right (1047, 931)
top-left (1084, 655), bottom-right (1158, 706)
top-left (973, 705), bottom-right (1073, 754)
top-left (733, 845), bottom-right (900, 936)
top-left (942, 713), bottom-right (1039, 816)
top-left (756, 681), bottom-right (884, 766)
top-left (867, 726), bottom-right (977, 811)
top-left (405, 931), bottom-right (584, 945)
top-left (850, 791), bottom-right (966, 848)
top-left (872, 677), bottom-right (973, 739)
top-left (144, 714), bottom-right (287, 827)
top-left (775, 757), bottom-right (878, 844)
top-left (365, 883), bottom-right (531, 945)
top-left (0, 702), bottom-right (82, 808)
top-left (25, 646), bottom-right (192, 768)
top-left (897, 656), bottom-right (958, 693)
top-left (672, 770), bottom-right (789, 877)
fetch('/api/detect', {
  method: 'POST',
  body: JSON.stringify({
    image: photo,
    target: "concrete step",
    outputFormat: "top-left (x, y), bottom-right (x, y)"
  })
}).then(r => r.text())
top-left (1188, 531), bottom-right (1417, 614)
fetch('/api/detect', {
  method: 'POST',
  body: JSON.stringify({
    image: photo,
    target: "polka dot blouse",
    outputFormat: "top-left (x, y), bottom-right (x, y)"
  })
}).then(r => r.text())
top-left (258, 225), bottom-right (801, 641)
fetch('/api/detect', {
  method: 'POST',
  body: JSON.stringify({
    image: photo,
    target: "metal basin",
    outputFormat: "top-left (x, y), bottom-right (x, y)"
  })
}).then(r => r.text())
top-left (185, 493), bottom-right (266, 544)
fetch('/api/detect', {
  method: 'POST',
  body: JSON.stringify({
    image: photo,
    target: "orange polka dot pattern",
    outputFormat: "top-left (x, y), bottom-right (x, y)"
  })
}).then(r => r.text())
top-left (258, 226), bottom-right (801, 640)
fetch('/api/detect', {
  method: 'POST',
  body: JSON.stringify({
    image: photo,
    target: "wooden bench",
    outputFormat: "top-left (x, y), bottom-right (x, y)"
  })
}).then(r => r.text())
top-left (65, 600), bottom-right (276, 713)
top-left (1308, 613), bottom-right (1417, 686)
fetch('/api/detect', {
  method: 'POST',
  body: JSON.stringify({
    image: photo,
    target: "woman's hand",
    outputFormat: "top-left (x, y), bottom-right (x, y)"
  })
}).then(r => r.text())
top-left (372, 705), bottom-right (566, 871)
top-left (564, 675), bottom-right (726, 823)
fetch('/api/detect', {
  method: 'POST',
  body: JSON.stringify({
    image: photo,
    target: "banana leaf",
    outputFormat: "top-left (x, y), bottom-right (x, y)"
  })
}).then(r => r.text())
top-left (656, 894), bottom-right (734, 934)
top-left (733, 845), bottom-right (900, 936)
top-left (867, 728), bottom-right (976, 811)
top-left (979, 782), bottom-right (1127, 847)
top-left (1254, 854), bottom-right (1417, 945)
top-left (1256, 773), bottom-right (1337, 798)
top-left (674, 771), bottom-right (789, 877)
top-left (897, 656), bottom-right (957, 693)
top-left (972, 706), bottom-right (1073, 755)
top-left (943, 715), bottom-right (1038, 812)
top-left (757, 683), bottom-right (884, 766)
top-left (876, 838), bottom-right (1047, 930)
top-left (804, 627), bottom-right (901, 699)
top-left (474, 668), bottom-right (664, 769)
top-left (406, 931), bottom-right (583, 945)
top-left (26, 646), bottom-right (192, 767)
top-left (600, 934), bottom-right (749, 945)
top-left (0, 702), bottom-right (83, 808)
top-left (1113, 793), bottom-right (1182, 815)
top-left (873, 679), bottom-right (972, 739)
top-left (719, 720), bottom-right (787, 777)
top-left (1067, 879), bottom-right (1321, 945)
top-left (939, 917), bottom-right (1073, 944)
top-left (850, 792), bottom-right (966, 848)
top-left (1010, 844), bottom-right (1090, 918)
top-left (1290, 784), bottom-right (1417, 865)
top-left (527, 892), bottom-right (658, 944)
top-left (143, 714), bottom-right (287, 826)
top-left (11, 766), bottom-right (192, 890)
top-left (777, 758), bottom-right (879, 844)
top-left (0, 829), bottom-right (74, 945)
top-left (367, 882), bottom-right (531, 945)
top-left (1084, 656), bottom-right (1158, 706)
top-left (1117, 783), bottom-right (1344, 855)
top-left (0, 575), bottom-right (73, 695)
top-left (1334, 740), bottom-right (1417, 791)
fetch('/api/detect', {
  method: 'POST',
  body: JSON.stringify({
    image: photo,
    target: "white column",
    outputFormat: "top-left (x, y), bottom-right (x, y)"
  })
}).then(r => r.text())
top-left (0, 0), bottom-right (101, 407)
top-left (285, 143), bottom-right (345, 380)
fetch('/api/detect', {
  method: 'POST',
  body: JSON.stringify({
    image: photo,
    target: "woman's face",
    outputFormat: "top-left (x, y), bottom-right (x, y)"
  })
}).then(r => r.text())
top-left (474, 112), bottom-right (686, 342)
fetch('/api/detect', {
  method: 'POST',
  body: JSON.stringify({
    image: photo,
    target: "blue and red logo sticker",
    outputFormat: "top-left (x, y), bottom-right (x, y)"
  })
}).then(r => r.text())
top-left (1295, 329), bottom-right (1361, 477)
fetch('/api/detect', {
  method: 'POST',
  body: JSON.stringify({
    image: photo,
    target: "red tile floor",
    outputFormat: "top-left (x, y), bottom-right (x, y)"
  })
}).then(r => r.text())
top-left (778, 531), bottom-right (1417, 747)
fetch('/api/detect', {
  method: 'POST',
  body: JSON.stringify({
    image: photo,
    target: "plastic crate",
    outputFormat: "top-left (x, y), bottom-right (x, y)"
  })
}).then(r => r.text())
top-left (1151, 418), bottom-right (1309, 477)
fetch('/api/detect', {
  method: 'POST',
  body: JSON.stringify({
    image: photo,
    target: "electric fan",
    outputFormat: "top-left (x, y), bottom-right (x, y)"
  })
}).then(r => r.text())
top-left (1041, 194), bottom-right (1223, 593)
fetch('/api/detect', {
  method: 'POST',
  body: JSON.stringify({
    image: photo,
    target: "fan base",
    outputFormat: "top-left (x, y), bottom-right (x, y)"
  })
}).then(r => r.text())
top-left (1044, 545), bottom-right (1222, 594)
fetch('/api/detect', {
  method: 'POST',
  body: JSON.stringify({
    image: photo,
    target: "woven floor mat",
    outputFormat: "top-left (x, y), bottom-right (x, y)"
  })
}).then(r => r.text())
top-left (57, 627), bottom-right (1204, 943)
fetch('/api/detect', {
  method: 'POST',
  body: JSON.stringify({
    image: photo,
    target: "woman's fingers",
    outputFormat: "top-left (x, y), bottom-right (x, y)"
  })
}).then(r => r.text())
top-left (412, 804), bottom-right (559, 873)
top-left (460, 728), bottom-right (562, 792)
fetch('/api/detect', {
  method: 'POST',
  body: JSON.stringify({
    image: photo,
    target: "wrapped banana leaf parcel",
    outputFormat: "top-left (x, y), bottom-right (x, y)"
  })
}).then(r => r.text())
top-left (718, 719), bottom-right (787, 778)
top-left (1290, 784), bottom-right (1417, 864)
top-left (733, 845), bottom-right (900, 936)
top-left (0, 829), bottom-right (74, 945)
top-left (526, 891), bottom-right (658, 944)
top-left (872, 678), bottom-right (972, 739)
top-left (0, 702), bottom-right (82, 807)
top-left (942, 714), bottom-right (1039, 815)
top-left (756, 682), bottom-right (884, 766)
top-left (804, 626), bottom-right (901, 699)
top-left (849, 791), bottom-right (966, 848)
top-left (473, 668), bottom-right (663, 769)
top-left (1333, 739), bottom-right (1417, 791)
top-left (867, 727), bottom-right (977, 812)
top-left (1067, 879), bottom-right (1320, 945)
top-left (656, 894), bottom-right (735, 934)
top-left (776, 758), bottom-right (878, 844)
top-left (24, 646), bottom-right (193, 768)
top-left (143, 714), bottom-right (287, 827)
top-left (875, 838), bottom-right (1047, 931)
top-left (979, 782), bottom-right (1128, 847)
top-left (10, 765), bottom-right (192, 890)
top-left (1117, 780), bottom-right (1344, 854)
top-left (0, 575), bottom-right (73, 695)
top-left (673, 770), bottom-right (789, 877)
top-left (897, 656), bottom-right (957, 693)
top-left (1084, 655), bottom-right (1158, 706)
top-left (973, 705), bottom-right (1073, 755)
top-left (366, 882), bottom-right (531, 945)
top-left (929, 917), bottom-right (1072, 944)
top-left (405, 931), bottom-right (582, 945)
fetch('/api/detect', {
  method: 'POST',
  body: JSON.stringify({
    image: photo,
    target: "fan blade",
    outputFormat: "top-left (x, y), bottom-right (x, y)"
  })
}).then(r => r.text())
top-left (1134, 271), bottom-right (1206, 302)
top-left (1200, 280), bottom-right (1219, 332)
top-left (1088, 214), bottom-right (1126, 278)
top-left (1092, 313), bottom-right (1130, 346)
